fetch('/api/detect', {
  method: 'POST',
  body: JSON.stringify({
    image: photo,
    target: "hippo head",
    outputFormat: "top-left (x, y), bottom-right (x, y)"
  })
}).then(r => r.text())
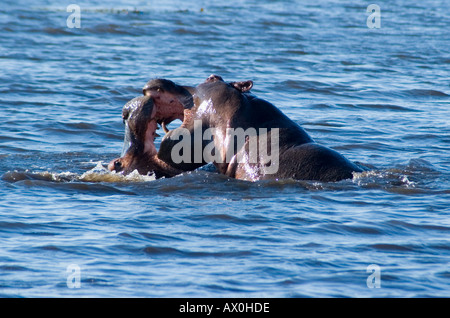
top-left (190, 75), bottom-right (254, 126)
top-left (108, 79), bottom-right (193, 176)
top-left (108, 96), bottom-right (159, 175)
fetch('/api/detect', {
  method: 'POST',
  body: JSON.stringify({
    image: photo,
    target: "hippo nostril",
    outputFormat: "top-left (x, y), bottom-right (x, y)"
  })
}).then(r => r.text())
top-left (114, 160), bottom-right (122, 171)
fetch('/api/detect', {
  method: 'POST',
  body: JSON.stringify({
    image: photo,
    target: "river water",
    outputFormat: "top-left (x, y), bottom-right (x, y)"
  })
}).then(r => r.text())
top-left (0, 0), bottom-right (449, 297)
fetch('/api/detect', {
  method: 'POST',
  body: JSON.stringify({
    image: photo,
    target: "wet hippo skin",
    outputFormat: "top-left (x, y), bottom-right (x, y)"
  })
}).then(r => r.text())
top-left (158, 75), bottom-right (364, 182)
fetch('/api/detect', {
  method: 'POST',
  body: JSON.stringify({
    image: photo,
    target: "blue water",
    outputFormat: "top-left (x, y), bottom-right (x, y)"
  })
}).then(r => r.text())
top-left (0, 0), bottom-right (449, 297)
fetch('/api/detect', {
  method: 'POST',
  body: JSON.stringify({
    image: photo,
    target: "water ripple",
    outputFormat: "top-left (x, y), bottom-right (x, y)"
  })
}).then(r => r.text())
top-left (142, 246), bottom-right (254, 258)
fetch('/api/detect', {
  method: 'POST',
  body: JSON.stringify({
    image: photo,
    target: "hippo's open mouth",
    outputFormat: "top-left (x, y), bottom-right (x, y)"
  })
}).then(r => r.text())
top-left (156, 116), bottom-right (180, 134)
top-left (108, 78), bottom-right (195, 175)
top-left (108, 95), bottom-right (159, 174)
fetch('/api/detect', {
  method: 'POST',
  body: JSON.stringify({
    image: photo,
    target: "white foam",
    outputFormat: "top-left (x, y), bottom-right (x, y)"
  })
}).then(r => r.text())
top-left (352, 169), bottom-right (416, 188)
top-left (79, 161), bottom-right (157, 183)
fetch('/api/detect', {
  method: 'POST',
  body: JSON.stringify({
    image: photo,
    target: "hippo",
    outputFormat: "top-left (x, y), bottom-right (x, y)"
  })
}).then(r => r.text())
top-left (155, 75), bottom-right (364, 182)
top-left (108, 95), bottom-right (184, 178)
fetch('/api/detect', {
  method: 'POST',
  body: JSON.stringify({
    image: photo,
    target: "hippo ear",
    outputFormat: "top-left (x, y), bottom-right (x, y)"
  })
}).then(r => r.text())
top-left (230, 80), bottom-right (253, 93)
